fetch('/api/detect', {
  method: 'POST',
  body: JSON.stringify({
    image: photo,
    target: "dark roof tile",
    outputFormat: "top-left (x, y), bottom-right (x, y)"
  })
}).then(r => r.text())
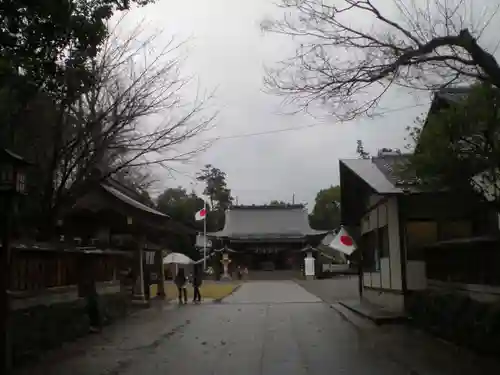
top-left (208, 206), bottom-right (326, 238)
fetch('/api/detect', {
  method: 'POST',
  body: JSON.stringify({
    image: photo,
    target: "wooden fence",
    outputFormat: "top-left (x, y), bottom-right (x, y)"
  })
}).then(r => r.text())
top-left (424, 237), bottom-right (500, 286)
top-left (10, 246), bottom-right (131, 292)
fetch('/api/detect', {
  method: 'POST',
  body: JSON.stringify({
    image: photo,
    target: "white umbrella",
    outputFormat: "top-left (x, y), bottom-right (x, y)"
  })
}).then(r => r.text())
top-left (163, 252), bottom-right (193, 265)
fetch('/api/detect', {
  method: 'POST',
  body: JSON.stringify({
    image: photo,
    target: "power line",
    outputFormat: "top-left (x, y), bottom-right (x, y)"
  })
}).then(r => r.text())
top-left (215, 123), bottom-right (324, 140)
top-left (156, 102), bottom-right (429, 187)
top-left (212, 103), bottom-right (428, 141)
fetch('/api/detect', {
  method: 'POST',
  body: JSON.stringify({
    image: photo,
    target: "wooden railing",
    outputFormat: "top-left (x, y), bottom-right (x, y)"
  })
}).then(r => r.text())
top-left (424, 237), bottom-right (500, 286)
top-left (9, 246), bottom-right (131, 292)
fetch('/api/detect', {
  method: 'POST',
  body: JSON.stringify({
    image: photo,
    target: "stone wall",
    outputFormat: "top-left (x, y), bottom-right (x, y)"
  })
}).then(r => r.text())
top-left (11, 285), bottom-right (129, 366)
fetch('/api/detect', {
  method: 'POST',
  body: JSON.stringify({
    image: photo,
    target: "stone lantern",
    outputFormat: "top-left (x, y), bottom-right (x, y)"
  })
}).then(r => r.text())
top-left (220, 250), bottom-right (232, 280)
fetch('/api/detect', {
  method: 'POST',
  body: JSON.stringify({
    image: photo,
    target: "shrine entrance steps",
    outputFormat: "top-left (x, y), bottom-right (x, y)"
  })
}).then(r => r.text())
top-left (246, 270), bottom-right (301, 280)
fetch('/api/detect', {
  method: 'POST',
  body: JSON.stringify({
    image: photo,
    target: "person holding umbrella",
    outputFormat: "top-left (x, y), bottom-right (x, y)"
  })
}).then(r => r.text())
top-left (191, 264), bottom-right (203, 303)
top-left (174, 268), bottom-right (188, 304)
top-left (163, 252), bottom-right (194, 304)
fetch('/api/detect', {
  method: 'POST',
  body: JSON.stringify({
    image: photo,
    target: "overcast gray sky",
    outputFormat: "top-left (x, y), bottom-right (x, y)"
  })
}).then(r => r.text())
top-left (118, 0), bottom-right (499, 208)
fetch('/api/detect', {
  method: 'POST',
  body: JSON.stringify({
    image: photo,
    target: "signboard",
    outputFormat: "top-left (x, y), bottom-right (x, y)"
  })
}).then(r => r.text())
top-left (304, 256), bottom-right (315, 276)
top-left (248, 246), bottom-right (282, 254)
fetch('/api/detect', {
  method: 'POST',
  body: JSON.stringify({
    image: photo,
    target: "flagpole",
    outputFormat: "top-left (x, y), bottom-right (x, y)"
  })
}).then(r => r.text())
top-left (203, 199), bottom-right (207, 270)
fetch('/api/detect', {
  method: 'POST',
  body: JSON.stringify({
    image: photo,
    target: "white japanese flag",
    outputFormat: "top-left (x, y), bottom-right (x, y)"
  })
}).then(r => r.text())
top-left (195, 207), bottom-right (207, 221)
top-left (328, 227), bottom-right (357, 255)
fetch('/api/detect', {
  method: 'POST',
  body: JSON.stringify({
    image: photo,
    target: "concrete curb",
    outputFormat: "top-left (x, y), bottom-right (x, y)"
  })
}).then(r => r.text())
top-left (329, 302), bottom-right (379, 332)
top-left (213, 283), bottom-right (242, 303)
top-left (329, 303), bottom-right (363, 330)
top-left (338, 301), bottom-right (407, 325)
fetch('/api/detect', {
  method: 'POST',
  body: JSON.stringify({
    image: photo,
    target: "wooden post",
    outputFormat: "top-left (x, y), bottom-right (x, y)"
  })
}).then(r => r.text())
top-left (357, 249), bottom-right (363, 300)
top-left (156, 251), bottom-right (165, 298)
top-left (0, 197), bottom-right (12, 374)
top-left (0, 197), bottom-right (13, 374)
top-left (132, 237), bottom-right (147, 305)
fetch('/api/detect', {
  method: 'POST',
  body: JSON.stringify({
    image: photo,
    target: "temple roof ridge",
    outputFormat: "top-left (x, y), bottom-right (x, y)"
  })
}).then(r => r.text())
top-left (208, 204), bottom-right (327, 240)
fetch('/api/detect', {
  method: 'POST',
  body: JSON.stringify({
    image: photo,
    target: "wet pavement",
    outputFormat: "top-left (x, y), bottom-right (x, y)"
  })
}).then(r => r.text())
top-left (15, 280), bottom-right (500, 375)
top-left (296, 276), bottom-right (359, 303)
top-left (223, 280), bottom-right (321, 304)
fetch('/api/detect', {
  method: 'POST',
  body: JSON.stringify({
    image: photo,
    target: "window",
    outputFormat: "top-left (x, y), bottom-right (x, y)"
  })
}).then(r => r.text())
top-left (440, 220), bottom-right (472, 240)
top-left (16, 173), bottom-right (25, 193)
top-left (378, 226), bottom-right (390, 258)
top-left (406, 221), bottom-right (438, 260)
top-left (361, 230), bottom-right (379, 271)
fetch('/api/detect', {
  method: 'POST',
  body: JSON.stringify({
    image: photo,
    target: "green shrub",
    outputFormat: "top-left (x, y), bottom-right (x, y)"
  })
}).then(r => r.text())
top-left (408, 290), bottom-right (500, 356)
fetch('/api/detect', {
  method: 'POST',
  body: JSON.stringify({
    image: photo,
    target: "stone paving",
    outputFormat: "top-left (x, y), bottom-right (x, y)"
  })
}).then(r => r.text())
top-left (295, 276), bottom-right (359, 303)
top-left (296, 277), bottom-right (500, 375)
top-left (14, 280), bottom-right (500, 375)
top-left (223, 280), bottom-right (321, 304)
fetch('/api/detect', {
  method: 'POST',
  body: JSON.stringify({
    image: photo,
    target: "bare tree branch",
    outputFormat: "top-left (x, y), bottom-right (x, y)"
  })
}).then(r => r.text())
top-left (36, 18), bottom-right (216, 224)
top-left (264, 0), bottom-right (500, 119)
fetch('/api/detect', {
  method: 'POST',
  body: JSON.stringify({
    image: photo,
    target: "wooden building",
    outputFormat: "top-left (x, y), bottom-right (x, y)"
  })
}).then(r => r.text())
top-left (339, 87), bottom-right (500, 312)
top-left (207, 205), bottom-right (327, 276)
top-left (63, 179), bottom-right (180, 303)
top-left (339, 150), bottom-right (498, 312)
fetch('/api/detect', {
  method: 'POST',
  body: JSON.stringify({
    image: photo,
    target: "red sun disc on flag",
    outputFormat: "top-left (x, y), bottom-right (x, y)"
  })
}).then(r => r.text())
top-left (340, 235), bottom-right (353, 246)
top-left (200, 209), bottom-right (206, 217)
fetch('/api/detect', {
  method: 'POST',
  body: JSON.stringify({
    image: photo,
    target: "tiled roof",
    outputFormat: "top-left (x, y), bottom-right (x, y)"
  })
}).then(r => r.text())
top-left (340, 158), bottom-right (403, 194)
top-left (371, 155), bottom-right (421, 188)
top-left (347, 88), bottom-right (474, 195)
top-left (208, 205), bottom-right (327, 239)
top-left (435, 86), bottom-right (471, 103)
top-left (0, 148), bottom-right (31, 165)
top-left (101, 183), bottom-right (169, 218)
top-left (340, 155), bottom-right (422, 195)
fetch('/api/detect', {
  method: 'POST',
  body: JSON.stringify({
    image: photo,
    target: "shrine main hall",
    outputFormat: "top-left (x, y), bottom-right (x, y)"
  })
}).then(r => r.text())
top-left (206, 204), bottom-right (328, 272)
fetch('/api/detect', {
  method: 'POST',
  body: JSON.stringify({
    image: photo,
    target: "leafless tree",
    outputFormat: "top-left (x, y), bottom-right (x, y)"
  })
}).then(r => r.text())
top-left (263, 0), bottom-right (500, 119)
top-left (28, 19), bottom-right (216, 230)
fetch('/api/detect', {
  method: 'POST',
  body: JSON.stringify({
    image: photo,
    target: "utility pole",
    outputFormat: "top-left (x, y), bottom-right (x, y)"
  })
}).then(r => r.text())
top-left (203, 199), bottom-right (207, 270)
top-left (292, 193), bottom-right (295, 205)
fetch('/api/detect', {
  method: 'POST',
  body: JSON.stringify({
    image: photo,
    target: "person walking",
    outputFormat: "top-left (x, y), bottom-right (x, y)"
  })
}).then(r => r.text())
top-left (192, 265), bottom-right (203, 303)
top-left (174, 268), bottom-right (188, 304)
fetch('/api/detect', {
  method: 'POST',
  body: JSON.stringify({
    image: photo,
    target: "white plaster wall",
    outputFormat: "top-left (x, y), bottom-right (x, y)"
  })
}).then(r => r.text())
top-left (369, 194), bottom-right (384, 206)
top-left (360, 196), bottom-right (408, 297)
top-left (387, 197), bottom-right (402, 290)
top-left (363, 273), bottom-right (371, 287)
top-left (371, 272), bottom-right (381, 288)
top-left (361, 216), bottom-right (370, 234)
top-left (381, 258), bottom-right (391, 289)
top-left (363, 288), bottom-right (404, 313)
top-left (378, 203), bottom-right (388, 227)
top-left (361, 200), bottom-right (391, 290)
top-left (362, 198), bottom-right (388, 234)
top-left (407, 261), bottom-right (427, 290)
top-left (369, 208), bottom-right (378, 230)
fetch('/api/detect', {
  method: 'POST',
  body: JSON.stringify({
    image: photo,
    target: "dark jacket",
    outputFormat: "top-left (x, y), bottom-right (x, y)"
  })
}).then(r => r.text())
top-left (174, 270), bottom-right (187, 287)
top-left (191, 268), bottom-right (203, 287)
